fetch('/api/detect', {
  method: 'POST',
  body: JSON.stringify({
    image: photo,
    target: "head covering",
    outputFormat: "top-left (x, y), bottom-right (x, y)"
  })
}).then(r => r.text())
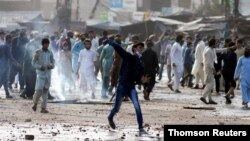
top-left (195, 33), bottom-right (202, 40)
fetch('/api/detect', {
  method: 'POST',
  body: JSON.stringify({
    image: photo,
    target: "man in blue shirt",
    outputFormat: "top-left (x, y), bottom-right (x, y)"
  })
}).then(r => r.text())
top-left (0, 34), bottom-right (20, 98)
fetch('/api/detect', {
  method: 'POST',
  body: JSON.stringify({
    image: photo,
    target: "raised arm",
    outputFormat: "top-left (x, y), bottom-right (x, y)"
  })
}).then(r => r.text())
top-left (108, 40), bottom-right (129, 59)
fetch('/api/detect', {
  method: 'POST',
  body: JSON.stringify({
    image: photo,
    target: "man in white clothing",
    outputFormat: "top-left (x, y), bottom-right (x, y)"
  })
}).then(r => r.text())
top-left (76, 39), bottom-right (97, 100)
top-left (168, 35), bottom-right (184, 93)
top-left (200, 39), bottom-right (217, 104)
top-left (192, 34), bottom-right (206, 89)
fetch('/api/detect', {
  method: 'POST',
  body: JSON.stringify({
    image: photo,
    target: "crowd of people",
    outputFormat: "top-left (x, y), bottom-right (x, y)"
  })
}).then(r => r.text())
top-left (1, 28), bottom-right (250, 133)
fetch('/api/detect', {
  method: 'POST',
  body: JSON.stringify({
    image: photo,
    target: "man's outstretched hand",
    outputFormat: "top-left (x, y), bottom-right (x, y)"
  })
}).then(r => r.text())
top-left (141, 75), bottom-right (151, 84)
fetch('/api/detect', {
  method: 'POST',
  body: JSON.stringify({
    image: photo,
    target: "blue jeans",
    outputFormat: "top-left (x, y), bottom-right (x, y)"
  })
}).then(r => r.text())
top-left (108, 85), bottom-right (143, 129)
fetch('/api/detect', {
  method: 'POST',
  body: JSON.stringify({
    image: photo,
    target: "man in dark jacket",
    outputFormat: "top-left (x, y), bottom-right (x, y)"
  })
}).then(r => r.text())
top-left (181, 42), bottom-right (194, 87)
top-left (0, 35), bottom-right (20, 98)
top-left (20, 33), bottom-right (41, 99)
top-left (9, 30), bottom-right (29, 91)
top-left (107, 40), bottom-right (150, 134)
top-left (221, 42), bottom-right (237, 104)
top-left (141, 39), bottom-right (159, 100)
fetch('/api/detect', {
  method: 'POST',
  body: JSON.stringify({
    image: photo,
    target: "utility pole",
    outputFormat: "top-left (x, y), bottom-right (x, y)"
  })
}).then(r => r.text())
top-left (233, 0), bottom-right (240, 19)
top-left (65, 0), bottom-right (72, 29)
top-left (56, 0), bottom-right (72, 30)
top-left (76, 0), bottom-right (80, 20)
top-left (224, 0), bottom-right (231, 20)
top-left (89, 0), bottom-right (100, 19)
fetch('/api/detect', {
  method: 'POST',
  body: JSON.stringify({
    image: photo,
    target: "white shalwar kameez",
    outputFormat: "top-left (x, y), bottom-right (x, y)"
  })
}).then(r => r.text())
top-left (78, 49), bottom-right (97, 99)
top-left (169, 42), bottom-right (183, 91)
top-left (192, 40), bottom-right (206, 86)
top-left (202, 47), bottom-right (216, 101)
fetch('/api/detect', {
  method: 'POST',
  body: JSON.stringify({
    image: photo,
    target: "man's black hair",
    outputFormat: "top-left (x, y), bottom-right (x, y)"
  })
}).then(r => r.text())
top-left (236, 39), bottom-right (243, 44)
top-left (228, 42), bottom-right (235, 47)
top-left (245, 48), bottom-right (250, 58)
top-left (176, 35), bottom-right (184, 43)
top-left (136, 42), bottom-right (144, 47)
top-left (103, 30), bottom-right (108, 36)
top-left (208, 39), bottom-right (216, 47)
top-left (41, 38), bottom-right (50, 45)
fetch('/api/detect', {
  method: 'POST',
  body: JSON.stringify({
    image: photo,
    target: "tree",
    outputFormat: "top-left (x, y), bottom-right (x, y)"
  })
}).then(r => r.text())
top-left (89, 0), bottom-right (100, 19)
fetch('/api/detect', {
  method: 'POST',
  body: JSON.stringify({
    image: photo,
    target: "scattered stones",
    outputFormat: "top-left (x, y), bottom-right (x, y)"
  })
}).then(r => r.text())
top-left (218, 122), bottom-right (224, 125)
top-left (25, 135), bottom-right (34, 140)
top-left (63, 124), bottom-right (72, 128)
top-left (25, 119), bottom-right (32, 122)
top-left (51, 132), bottom-right (57, 136)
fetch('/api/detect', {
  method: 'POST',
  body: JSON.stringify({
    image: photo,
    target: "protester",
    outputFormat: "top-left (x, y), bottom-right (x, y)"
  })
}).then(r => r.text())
top-left (0, 34), bottom-right (20, 98)
top-left (76, 39), bottom-right (97, 100)
top-left (141, 39), bottom-right (159, 100)
top-left (107, 40), bottom-right (150, 133)
top-left (234, 48), bottom-right (250, 109)
top-left (32, 38), bottom-right (55, 113)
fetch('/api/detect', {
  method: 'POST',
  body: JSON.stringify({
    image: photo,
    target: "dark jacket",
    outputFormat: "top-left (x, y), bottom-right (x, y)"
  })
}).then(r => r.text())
top-left (108, 41), bottom-right (144, 89)
top-left (141, 48), bottom-right (159, 75)
top-left (220, 50), bottom-right (237, 75)
top-left (183, 47), bottom-right (194, 65)
top-left (0, 43), bottom-right (17, 73)
top-left (214, 53), bottom-right (222, 73)
top-left (11, 36), bottom-right (29, 64)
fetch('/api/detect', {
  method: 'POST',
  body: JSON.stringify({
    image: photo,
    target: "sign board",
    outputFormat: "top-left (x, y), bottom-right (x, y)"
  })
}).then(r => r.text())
top-left (109, 0), bottom-right (123, 8)
top-left (132, 12), bottom-right (144, 21)
top-left (123, 0), bottom-right (137, 11)
top-left (162, 7), bottom-right (173, 16)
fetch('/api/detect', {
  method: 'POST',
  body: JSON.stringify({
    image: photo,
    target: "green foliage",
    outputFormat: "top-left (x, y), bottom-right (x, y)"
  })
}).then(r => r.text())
top-left (194, 0), bottom-right (225, 16)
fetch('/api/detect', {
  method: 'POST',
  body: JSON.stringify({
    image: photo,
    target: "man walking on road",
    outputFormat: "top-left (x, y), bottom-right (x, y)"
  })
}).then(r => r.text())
top-left (32, 38), bottom-right (55, 113)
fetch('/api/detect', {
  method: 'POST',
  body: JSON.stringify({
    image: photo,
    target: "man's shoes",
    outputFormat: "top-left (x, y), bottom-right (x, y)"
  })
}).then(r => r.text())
top-left (193, 84), bottom-right (199, 89)
top-left (32, 105), bottom-right (37, 111)
top-left (6, 95), bottom-right (13, 99)
top-left (19, 88), bottom-right (25, 93)
top-left (143, 90), bottom-right (150, 100)
top-left (167, 84), bottom-right (174, 91)
top-left (225, 95), bottom-right (232, 104)
top-left (215, 92), bottom-right (221, 95)
top-left (200, 97), bottom-right (208, 104)
top-left (48, 94), bottom-right (55, 100)
top-left (101, 95), bottom-right (109, 99)
top-left (208, 100), bottom-right (217, 105)
top-left (230, 94), bottom-right (235, 99)
top-left (174, 89), bottom-right (181, 93)
top-left (20, 94), bottom-right (27, 99)
top-left (27, 96), bottom-right (33, 100)
top-left (202, 85), bottom-right (206, 89)
top-left (181, 83), bottom-right (185, 87)
top-left (139, 128), bottom-right (148, 134)
top-left (41, 108), bottom-right (49, 113)
top-left (108, 116), bottom-right (116, 129)
top-left (108, 91), bottom-right (113, 96)
top-left (242, 102), bottom-right (249, 110)
top-left (180, 80), bottom-right (185, 87)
